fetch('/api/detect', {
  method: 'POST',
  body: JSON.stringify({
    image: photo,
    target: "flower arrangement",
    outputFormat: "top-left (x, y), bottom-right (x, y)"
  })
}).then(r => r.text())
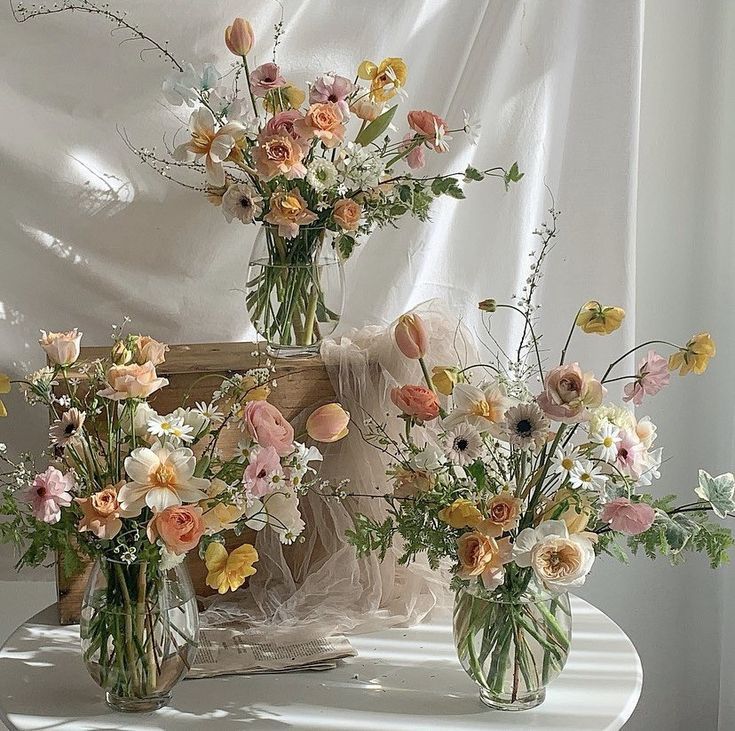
top-left (0, 326), bottom-right (348, 709)
top-left (12, 2), bottom-right (522, 353)
top-left (346, 209), bottom-right (733, 709)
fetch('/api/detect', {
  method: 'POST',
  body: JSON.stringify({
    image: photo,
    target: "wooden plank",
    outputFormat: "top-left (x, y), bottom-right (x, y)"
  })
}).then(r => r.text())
top-left (56, 342), bottom-right (336, 624)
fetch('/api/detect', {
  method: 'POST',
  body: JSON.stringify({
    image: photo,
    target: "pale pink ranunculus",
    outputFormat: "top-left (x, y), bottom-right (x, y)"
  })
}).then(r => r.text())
top-left (243, 445), bottom-right (284, 498)
top-left (536, 363), bottom-right (605, 423)
top-left (24, 467), bottom-right (74, 524)
top-left (400, 133), bottom-right (425, 169)
top-left (295, 102), bottom-right (345, 148)
top-left (133, 335), bottom-right (169, 366)
top-left (390, 385), bottom-right (440, 422)
top-left (253, 134), bottom-right (307, 181)
top-left (242, 400), bottom-right (295, 456)
top-left (39, 329), bottom-right (82, 366)
top-left (309, 74), bottom-right (355, 118)
top-left (600, 497), bottom-right (656, 535)
top-left (264, 110), bottom-right (308, 145)
top-left (97, 362), bottom-right (169, 401)
top-left (147, 505), bottom-right (205, 555)
top-left (614, 429), bottom-right (647, 480)
top-left (306, 403), bottom-right (350, 443)
top-left (394, 313), bottom-right (429, 359)
top-left (250, 62), bottom-right (287, 97)
top-left (407, 110), bottom-right (449, 152)
top-left (623, 350), bottom-right (671, 405)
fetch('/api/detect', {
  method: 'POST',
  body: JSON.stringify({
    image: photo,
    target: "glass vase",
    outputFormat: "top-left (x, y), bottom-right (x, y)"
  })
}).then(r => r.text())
top-left (246, 225), bottom-right (345, 358)
top-left (453, 576), bottom-right (572, 711)
top-left (80, 556), bottom-right (199, 712)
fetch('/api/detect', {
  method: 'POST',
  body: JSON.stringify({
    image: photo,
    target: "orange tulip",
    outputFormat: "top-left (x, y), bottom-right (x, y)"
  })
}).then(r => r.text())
top-left (394, 313), bottom-right (429, 359)
top-left (306, 403), bottom-right (350, 443)
top-left (225, 18), bottom-right (255, 57)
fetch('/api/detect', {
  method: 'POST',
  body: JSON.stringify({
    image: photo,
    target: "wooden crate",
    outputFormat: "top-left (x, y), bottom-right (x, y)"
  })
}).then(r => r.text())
top-left (56, 342), bottom-right (336, 624)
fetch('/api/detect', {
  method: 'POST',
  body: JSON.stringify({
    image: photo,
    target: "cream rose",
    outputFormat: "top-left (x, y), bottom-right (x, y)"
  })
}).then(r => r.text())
top-left (133, 335), bottom-right (169, 366)
top-left (39, 329), bottom-right (82, 366)
top-left (97, 362), bottom-right (169, 401)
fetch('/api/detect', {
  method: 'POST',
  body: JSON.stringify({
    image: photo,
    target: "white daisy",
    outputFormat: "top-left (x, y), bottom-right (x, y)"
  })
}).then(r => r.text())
top-left (234, 440), bottom-right (254, 464)
top-left (569, 460), bottom-right (608, 492)
top-left (443, 424), bottom-right (484, 466)
top-left (462, 110), bottom-right (482, 144)
top-left (147, 414), bottom-right (193, 444)
top-left (194, 401), bottom-right (224, 426)
top-left (433, 119), bottom-right (452, 152)
top-left (503, 402), bottom-right (549, 451)
top-left (306, 159), bottom-right (339, 192)
top-left (590, 422), bottom-right (621, 462)
top-left (552, 446), bottom-right (578, 476)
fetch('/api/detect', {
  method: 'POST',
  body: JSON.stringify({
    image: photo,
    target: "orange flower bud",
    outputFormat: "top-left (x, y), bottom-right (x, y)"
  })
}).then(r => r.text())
top-left (225, 18), bottom-right (255, 57)
top-left (306, 403), bottom-right (350, 443)
top-left (394, 313), bottom-right (429, 360)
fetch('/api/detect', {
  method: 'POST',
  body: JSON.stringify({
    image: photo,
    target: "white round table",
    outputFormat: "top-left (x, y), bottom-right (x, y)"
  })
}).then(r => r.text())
top-left (0, 596), bottom-right (641, 731)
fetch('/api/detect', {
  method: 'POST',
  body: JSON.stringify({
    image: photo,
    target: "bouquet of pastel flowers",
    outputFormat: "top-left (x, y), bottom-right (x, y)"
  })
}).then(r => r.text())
top-left (0, 326), bottom-right (348, 709)
top-left (346, 213), bottom-right (732, 710)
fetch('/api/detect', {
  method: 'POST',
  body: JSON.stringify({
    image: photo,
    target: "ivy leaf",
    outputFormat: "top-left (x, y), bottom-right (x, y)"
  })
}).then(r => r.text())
top-left (504, 161), bottom-right (524, 190)
top-left (695, 470), bottom-right (735, 519)
top-left (655, 512), bottom-right (692, 553)
top-left (356, 105), bottom-right (398, 146)
top-left (463, 165), bottom-right (484, 182)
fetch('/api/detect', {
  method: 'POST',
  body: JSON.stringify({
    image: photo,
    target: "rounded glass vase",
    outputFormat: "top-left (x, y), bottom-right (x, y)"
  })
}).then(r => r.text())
top-left (453, 578), bottom-right (572, 711)
top-left (80, 556), bottom-right (200, 713)
top-left (246, 225), bottom-right (345, 358)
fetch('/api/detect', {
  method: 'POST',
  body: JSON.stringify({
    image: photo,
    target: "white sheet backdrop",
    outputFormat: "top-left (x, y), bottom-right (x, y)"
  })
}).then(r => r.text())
top-left (1, 1), bottom-right (733, 729)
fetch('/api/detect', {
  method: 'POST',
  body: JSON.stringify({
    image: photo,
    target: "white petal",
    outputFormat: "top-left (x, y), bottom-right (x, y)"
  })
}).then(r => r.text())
top-left (535, 519), bottom-right (569, 540)
top-left (208, 134), bottom-right (235, 164)
top-left (206, 156), bottom-right (226, 187)
top-left (511, 527), bottom-right (538, 567)
top-left (145, 487), bottom-right (180, 511)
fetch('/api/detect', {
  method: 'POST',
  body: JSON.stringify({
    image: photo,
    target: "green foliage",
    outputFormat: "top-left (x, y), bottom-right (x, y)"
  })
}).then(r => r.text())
top-left (346, 513), bottom-right (396, 560)
top-left (695, 470), bottom-right (735, 519)
top-left (504, 161), bottom-right (524, 190)
top-left (355, 105), bottom-right (398, 146)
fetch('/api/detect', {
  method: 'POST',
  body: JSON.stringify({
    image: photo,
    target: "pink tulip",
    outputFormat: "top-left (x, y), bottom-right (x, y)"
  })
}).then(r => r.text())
top-left (306, 404), bottom-right (350, 443)
top-left (225, 18), bottom-right (255, 57)
top-left (394, 313), bottom-right (429, 359)
top-left (600, 497), bottom-right (656, 535)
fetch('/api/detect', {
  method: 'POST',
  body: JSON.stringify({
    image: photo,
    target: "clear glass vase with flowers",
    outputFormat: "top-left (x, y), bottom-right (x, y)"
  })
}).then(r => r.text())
top-left (0, 326), bottom-right (349, 711)
top-left (345, 208), bottom-right (733, 710)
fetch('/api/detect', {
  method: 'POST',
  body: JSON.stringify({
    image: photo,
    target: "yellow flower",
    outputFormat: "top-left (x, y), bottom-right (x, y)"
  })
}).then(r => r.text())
top-left (369, 58), bottom-right (408, 103)
top-left (431, 366), bottom-right (461, 396)
top-left (0, 373), bottom-right (9, 417)
top-left (438, 498), bottom-right (483, 529)
top-left (205, 542), bottom-right (259, 594)
top-left (263, 85), bottom-right (306, 113)
top-left (668, 332), bottom-right (716, 375)
top-left (357, 60), bottom-right (378, 80)
top-left (543, 488), bottom-right (593, 534)
top-left (575, 300), bottom-right (625, 335)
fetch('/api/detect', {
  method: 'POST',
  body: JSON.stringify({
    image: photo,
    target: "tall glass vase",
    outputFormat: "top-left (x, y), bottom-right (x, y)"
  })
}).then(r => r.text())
top-left (246, 225), bottom-right (345, 358)
top-left (453, 576), bottom-right (572, 711)
top-left (80, 556), bottom-right (199, 712)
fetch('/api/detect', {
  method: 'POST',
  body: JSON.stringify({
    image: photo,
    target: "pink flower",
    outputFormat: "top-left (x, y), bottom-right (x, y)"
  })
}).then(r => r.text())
top-left (250, 62), bottom-right (287, 97)
top-left (309, 73), bottom-right (355, 117)
top-left (390, 385), bottom-right (440, 422)
top-left (97, 362), bottom-right (169, 401)
top-left (536, 363), bottom-right (605, 423)
top-left (264, 110), bottom-right (308, 145)
top-left (306, 403), bottom-right (350, 442)
top-left (39, 329), bottom-right (82, 367)
top-left (394, 313), bottom-right (429, 359)
top-left (407, 110), bottom-right (449, 152)
top-left (147, 505), bottom-right (205, 555)
top-left (601, 497), bottom-right (656, 535)
top-left (614, 429), bottom-right (646, 479)
top-left (623, 350), bottom-right (671, 405)
top-left (24, 467), bottom-right (74, 524)
top-left (243, 445), bottom-right (284, 498)
top-left (400, 133), bottom-right (425, 169)
top-left (242, 401), bottom-right (295, 456)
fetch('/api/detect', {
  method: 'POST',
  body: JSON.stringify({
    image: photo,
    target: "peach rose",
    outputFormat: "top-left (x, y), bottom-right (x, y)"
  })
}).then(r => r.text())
top-left (97, 362), bottom-right (169, 401)
top-left (390, 384), bottom-right (440, 422)
top-left (478, 491), bottom-right (522, 537)
top-left (407, 110), bottom-right (449, 152)
top-left (39, 329), bottom-right (82, 366)
top-left (457, 532), bottom-right (512, 589)
top-left (133, 335), bottom-right (169, 366)
top-left (393, 313), bottom-right (428, 359)
top-left (306, 403), bottom-right (350, 443)
top-left (333, 198), bottom-right (362, 232)
top-left (253, 134), bottom-right (307, 181)
top-left (263, 188), bottom-right (318, 239)
top-left (242, 400), bottom-right (295, 456)
top-left (147, 504), bottom-right (205, 555)
top-left (264, 110), bottom-right (308, 145)
top-left (295, 102), bottom-right (345, 148)
top-left (76, 482), bottom-right (133, 539)
top-left (536, 363), bottom-right (605, 423)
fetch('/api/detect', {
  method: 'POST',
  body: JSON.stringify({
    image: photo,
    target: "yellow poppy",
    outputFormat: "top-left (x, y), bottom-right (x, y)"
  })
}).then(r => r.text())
top-left (575, 300), bottom-right (625, 335)
top-left (431, 366), bottom-right (461, 396)
top-left (205, 542), bottom-right (259, 594)
top-left (668, 332), bottom-right (716, 375)
top-left (369, 58), bottom-right (408, 103)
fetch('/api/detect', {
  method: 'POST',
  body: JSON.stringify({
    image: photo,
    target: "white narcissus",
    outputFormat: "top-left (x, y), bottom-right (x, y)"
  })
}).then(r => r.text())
top-left (442, 382), bottom-right (512, 433)
top-left (119, 443), bottom-right (210, 514)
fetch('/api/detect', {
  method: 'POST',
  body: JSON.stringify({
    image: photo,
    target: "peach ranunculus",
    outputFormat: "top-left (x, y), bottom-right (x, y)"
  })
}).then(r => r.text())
top-left (408, 110), bottom-right (450, 152)
top-left (76, 482), bottom-right (134, 539)
top-left (456, 532), bottom-right (512, 590)
top-left (478, 491), bottom-right (522, 537)
top-left (306, 403), bottom-right (350, 443)
top-left (394, 313), bottom-right (429, 359)
top-left (536, 363), bottom-right (605, 423)
top-left (147, 504), bottom-right (205, 555)
top-left (97, 362), bottom-right (169, 401)
top-left (39, 328), bottom-right (82, 366)
top-left (224, 17), bottom-right (254, 57)
top-left (295, 103), bottom-right (345, 148)
top-left (332, 198), bottom-right (362, 232)
top-left (253, 134), bottom-right (307, 181)
top-left (263, 188), bottom-right (317, 239)
top-left (390, 384), bottom-right (440, 422)
top-left (242, 400), bottom-right (295, 456)
top-left (438, 498), bottom-right (483, 529)
top-left (132, 335), bottom-right (169, 366)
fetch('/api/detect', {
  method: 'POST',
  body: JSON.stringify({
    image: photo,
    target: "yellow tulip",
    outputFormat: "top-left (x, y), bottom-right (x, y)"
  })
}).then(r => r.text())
top-left (575, 300), bottom-right (625, 335)
top-left (668, 332), bottom-right (716, 375)
top-left (438, 498), bottom-right (483, 529)
top-left (431, 366), bottom-right (461, 396)
top-left (205, 542), bottom-right (259, 594)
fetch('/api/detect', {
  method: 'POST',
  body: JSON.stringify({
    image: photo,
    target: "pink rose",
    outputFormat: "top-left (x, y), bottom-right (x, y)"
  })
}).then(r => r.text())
top-left (147, 505), bottom-right (204, 555)
top-left (24, 467), bottom-right (74, 524)
top-left (250, 62), bottom-right (287, 97)
top-left (601, 497), bottom-right (656, 536)
top-left (536, 363), bottom-right (605, 423)
top-left (264, 110), bottom-right (308, 145)
top-left (242, 400), bottom-right (295, 456)
top-left (243, 445), bottom-right (284, 498)
top-left (407, 110), bottom-right (449, 152)
top-left (390, 384), bottom-right (440, 422)
top-left (97, 362), bottom-right (169, 401)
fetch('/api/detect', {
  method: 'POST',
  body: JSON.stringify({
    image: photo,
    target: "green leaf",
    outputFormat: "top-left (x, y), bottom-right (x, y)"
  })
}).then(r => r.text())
top-left (656, 512), bottom-right (692, 553)
top-left (356, 105), bottom-right (398, 146)
top-left (336, 234), bottom-right (356, 260)
top-left (695, 470), bottom-right (735, 518)
top-left (463, 165), bottom-right (484, 182)
top-left (504, 161), bottom-right (524, 190)
top-left (602, 539), bottom-right (630, 564)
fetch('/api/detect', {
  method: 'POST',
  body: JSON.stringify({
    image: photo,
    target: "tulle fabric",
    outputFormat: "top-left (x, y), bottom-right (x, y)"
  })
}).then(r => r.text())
top-left (201, 302), bottom-right (476, 638)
